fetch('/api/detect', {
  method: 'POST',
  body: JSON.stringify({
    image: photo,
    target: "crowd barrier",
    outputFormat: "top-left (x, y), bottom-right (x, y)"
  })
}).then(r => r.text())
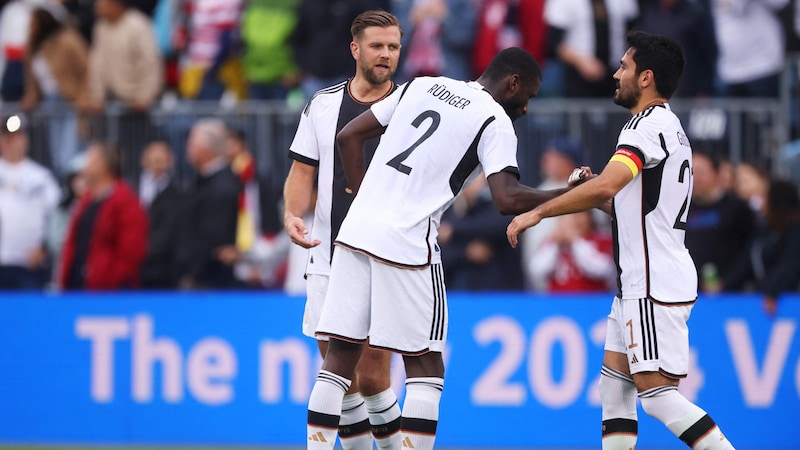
top-left (0, 291), bottom-right (797, 449)
top-left (0, 94), bottom-right (790, 190)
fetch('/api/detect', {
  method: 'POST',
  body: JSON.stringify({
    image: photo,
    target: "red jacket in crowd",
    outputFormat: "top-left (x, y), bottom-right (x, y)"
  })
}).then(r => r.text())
top-left (59, 181), bottom-right (149, 290)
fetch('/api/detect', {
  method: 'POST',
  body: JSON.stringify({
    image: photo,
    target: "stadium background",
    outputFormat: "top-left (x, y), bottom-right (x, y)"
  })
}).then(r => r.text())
top-left (0, 291), bottom-right (797, 449)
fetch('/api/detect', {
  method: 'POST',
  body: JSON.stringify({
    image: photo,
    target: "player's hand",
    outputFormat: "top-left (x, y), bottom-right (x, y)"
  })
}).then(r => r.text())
top-left (506, 210), bottom-right (542, 248)
top-left (284, 215), bottom-right (320, 249)
top-left (568, 166), bottom-right (594, 186)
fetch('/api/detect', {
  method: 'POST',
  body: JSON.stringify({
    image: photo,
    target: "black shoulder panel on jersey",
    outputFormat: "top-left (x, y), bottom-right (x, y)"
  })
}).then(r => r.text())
top-left (658, 133), bottom-right (670, 158)
top-left (288, 150), bottom-right (319, 167)
top-left (448, 116), bottom-right (496, 195)
top-left (642, 157), bottom-right (666, 216)
top-left (399, 79), bottom-right (414, 101)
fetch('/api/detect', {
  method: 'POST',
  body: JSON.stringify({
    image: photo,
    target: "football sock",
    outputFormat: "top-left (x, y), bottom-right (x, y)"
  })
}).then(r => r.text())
top-left (307, 370), bottom-right (350, 450)
top-left (400, 377), bottom-right (444, 450)
top-left (639, 386), bottom-right (735, 449)
top-left (364, 388), bottom-right (402, 449)
top-left (338, 393), bottom-right (373, 450)
top-left (600, 366), bottom-right (638, 450)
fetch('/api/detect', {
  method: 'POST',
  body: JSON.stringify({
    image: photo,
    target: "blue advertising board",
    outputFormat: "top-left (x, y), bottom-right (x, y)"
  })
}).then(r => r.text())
top-left (0, 292), bottom-right (797, 449)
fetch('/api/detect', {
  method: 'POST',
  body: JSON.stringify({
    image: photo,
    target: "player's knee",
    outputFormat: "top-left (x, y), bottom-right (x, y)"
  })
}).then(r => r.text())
top-left (639, 387), bottom-right (679, 422)
top-left (355, 369), bottom-right (390, 396)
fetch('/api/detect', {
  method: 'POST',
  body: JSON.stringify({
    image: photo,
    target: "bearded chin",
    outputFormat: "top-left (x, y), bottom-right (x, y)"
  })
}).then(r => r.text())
top-left (614, 87), bottom-right (640, 109)
top-left (362, 64), bottom-right (392, 85)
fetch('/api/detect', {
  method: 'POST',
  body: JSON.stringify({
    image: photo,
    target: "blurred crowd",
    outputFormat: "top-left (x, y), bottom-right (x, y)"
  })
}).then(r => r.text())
top-left (0, 0), bottom-right (799, 311)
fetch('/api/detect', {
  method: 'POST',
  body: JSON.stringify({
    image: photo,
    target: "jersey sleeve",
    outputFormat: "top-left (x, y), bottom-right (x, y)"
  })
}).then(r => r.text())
top-left (477, 116), bottom-right (519, 178)
top-left (612, 126), bottom-right (664, 178)
top-left (288, 100), bottom-right (320, 166)
top-left (371, 81), bottom-right (407, 126)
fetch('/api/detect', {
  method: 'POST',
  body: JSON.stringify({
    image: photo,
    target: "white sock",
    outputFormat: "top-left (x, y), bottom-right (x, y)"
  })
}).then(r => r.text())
top-left (600, 366), bottom-right (638, 450)
top-left (339, 393), bottom-right (373, 450)
top-left (400, 377), bottom-right (443, 450)
top-left (364, 388), bottom-right (402, 449)
top-left (639, 386), bottom-right (735, 449)
top-left (307, 370), bottom-right (350, 450)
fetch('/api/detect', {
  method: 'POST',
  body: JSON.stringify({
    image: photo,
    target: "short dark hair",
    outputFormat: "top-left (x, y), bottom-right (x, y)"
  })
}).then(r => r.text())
top-left (482, 47), bottom-right (541, 87)
top-left (693, 147), bottom-right (722, 172)
top-left (626, 31), bottom-right (685, 99)
top-left (351, 10), bottom-right (402, 40)
top-left (93, 141), bottom-right (123, 178)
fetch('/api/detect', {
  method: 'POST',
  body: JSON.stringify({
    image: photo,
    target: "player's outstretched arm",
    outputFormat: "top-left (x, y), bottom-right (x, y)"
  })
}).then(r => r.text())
top-left (336, 110), bottom-right (386, 195)
top-left (486, 171), bottom-right (572, 215)
top-left (506, 161), bottom-right (633, 247)
top-left (283, 161), bottom-right (321, 249)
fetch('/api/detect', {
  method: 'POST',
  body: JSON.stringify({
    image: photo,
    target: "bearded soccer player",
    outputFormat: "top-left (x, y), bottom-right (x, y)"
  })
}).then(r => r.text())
top-left (284, 10), bottom-right (403, 450)
top-left (507, 31), bottom-right (736, 450)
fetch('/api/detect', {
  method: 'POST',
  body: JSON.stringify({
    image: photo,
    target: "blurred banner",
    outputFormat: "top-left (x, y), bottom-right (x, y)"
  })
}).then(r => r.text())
top-left (0, 292), bottom-right (797, 449)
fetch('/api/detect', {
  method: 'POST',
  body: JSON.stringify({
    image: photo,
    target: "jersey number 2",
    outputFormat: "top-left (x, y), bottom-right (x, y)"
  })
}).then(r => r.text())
top-left (386, 110), bottom-right (441, 174)
top-left (673, 159), bottom-right (691, 230)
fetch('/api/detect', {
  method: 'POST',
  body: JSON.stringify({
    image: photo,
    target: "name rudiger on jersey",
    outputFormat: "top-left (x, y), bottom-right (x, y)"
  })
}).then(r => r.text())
top-left (427, 83), bottom-right (472, 109)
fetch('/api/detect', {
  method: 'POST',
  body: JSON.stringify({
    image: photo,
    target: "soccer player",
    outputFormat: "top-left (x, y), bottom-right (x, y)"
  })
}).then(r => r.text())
top-left (507, 31), bottom-right (736, 450)
top-left (307, 47), bottom-right (579, 450)
top-left (283, 10), bottom-right (403, 450)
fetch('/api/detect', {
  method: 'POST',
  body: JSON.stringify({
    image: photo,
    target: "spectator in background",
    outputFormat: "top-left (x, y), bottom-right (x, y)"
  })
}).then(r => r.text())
top-left (439, 175), bottom-right (524, 291)
top-left (46, 154), bottom-right (87, 287)
top-left (0, 0), bottom-right (48, 102)
top-left (472, 0), bottom-right (546, 79)
top-left (529, 210), bottom-right (614, 292)
top-left (733, 160), bottom-right (770, 217)
top-left (394, 0), bottom-right (478, 81)
top-left (59, 141), bottom-right (148, 290)
top-left (685, 150), bottom-right (757, 293)
top-left (176, 118), bottom-right (241, 290)
top-left (520, 137), bottom-right (585, 290)
top-left (635, 0), bottom-right (717, 98)
top-left (86, 0), bottom-right (163, 112)
top-left (241, 0), bottom-right (300, 101)
top-left (0, 114), bottom-right (60, 289)
top-left (178, 0), bottom-right (245, 101)
top-left (21, 6), bottom-right (89, 179)
top-left (724, 179), bottom-right (800, 315)
top-left (291, 0), bottom-right (390, 99)
top-left (86, 0), bottom-right (163, 181)
top-left (222, 129), bottom-right (288, 288)
top-left (544, 0), bottom-right (638, 97)
top-left (139, 141), bottom-right (185, 289)
top-left (711, 0), bottom-right (788, 97)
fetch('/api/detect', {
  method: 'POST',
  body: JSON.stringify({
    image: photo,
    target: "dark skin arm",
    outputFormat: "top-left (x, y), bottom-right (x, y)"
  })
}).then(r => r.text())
top-left (486, 172), bottom-right (572, 215)
top-left (336, 110), bottom-right (386, 195)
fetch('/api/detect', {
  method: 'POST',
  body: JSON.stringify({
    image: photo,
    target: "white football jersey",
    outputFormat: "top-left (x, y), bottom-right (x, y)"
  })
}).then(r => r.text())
top-left (336, 76), bottom-right (520, 268)
top-left (288, 80), bottom-right (396, 275)
top-left (610, 103), bottom-right (698, 303)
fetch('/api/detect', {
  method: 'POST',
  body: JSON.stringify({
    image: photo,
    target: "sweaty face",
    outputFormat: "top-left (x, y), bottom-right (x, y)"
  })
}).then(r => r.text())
top-left (613, 48), bottom-right (641, 109)
top-left (500, 78), bottom-right (540, 121)
top-left (354, 26), bottom-right (401, 85)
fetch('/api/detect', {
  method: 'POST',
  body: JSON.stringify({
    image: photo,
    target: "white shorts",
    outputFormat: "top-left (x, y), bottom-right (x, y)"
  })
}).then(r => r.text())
top-left (605, 297), bottom-right (693, 378)
top-left (302, 274), bottom-right (329, 340)
top-left (316, 246), bottom-right (448, 355)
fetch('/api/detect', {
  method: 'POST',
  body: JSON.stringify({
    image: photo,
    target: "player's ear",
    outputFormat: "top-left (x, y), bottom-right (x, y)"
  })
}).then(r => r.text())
top-left (507, 74), bottom-right (521, 95)
top-left (350, 41), bottom-right (359, 60)
top-left (640, 69), bottom-right (654, 89)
